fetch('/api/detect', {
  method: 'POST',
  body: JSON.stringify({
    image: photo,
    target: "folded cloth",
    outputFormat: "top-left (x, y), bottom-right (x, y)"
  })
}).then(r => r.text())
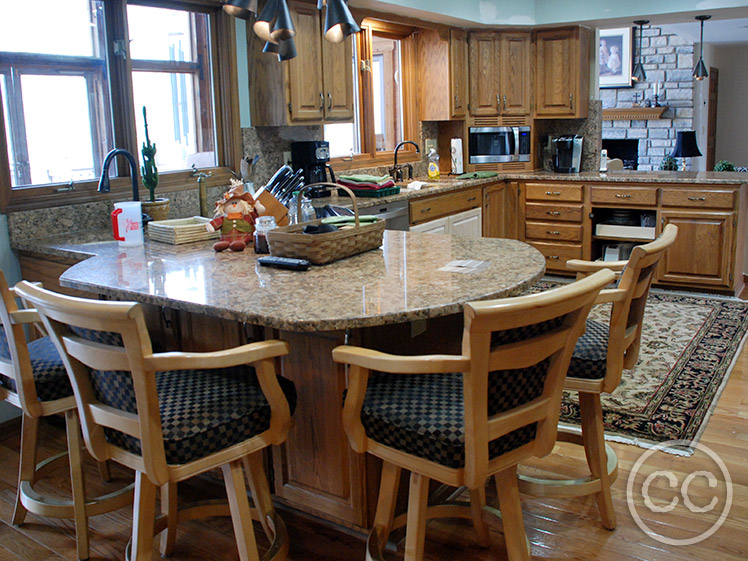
top-left (338, 174), bottom-right (392, 185)
top-left (457, 171), bottom-right (499, 179)
top-left (338, 178), bottom-right (395, 190)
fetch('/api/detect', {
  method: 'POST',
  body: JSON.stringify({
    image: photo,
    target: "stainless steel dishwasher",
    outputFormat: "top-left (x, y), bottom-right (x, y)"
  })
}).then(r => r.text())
top-left (367, 200), bottom-right (409, 231)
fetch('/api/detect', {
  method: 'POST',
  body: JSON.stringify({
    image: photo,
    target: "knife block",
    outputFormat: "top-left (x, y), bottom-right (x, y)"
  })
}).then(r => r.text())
top-left (254, 186), bottom-right (289, 227)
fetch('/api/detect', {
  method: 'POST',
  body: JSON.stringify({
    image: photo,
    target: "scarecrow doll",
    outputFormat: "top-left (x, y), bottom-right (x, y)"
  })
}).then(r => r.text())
top-left (207, 182), bottom-right (266, 252)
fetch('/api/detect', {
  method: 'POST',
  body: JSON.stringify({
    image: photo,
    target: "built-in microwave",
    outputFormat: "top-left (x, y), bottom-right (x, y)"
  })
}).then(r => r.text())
top-left (468, 126), bottom-right (531, 164)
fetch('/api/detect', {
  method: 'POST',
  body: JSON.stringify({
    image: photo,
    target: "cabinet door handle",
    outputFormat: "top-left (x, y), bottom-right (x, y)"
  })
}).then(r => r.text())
top-left (547, 230), bottom-right (561, 235)
top-left (319, 93), bottom-right (324, 110)
top-left (569, 93), bottom-right (573, 109)
top-left (496, 94), bottom-right (500, 108)
top-left (327, 92), bottom-right (332, 110)
top-left (503, 95), bottom-right (507, 109)
top-left (615, 194), bottom-right (632, 199)
top-left (547, 211), bottom-right (560, 216)
top-left (545, 191), bottom-right (561, 196)
top-left (549, 255), bottom-right (560, 260)
top-left (687, 196), bottom-right (706, 201)
top-left (454, 94), bottom-right (459, 106)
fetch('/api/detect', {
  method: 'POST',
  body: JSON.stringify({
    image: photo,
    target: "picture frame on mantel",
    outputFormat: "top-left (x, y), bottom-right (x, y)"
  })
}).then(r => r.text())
top-left (599, 27), bottom-right (633, 88)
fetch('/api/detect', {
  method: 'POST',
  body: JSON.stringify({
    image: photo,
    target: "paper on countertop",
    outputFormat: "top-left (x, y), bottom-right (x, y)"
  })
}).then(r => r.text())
top-left (406, 180), bottom-right (427, 190)
top-left (438, 259), bottom-right (490, 273)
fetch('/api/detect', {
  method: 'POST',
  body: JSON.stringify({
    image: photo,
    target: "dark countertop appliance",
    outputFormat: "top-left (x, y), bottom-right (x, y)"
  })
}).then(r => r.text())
top-left (291, 141), bottom-right (336, 198)
top-left (552, 135), bottom-right (583, 173)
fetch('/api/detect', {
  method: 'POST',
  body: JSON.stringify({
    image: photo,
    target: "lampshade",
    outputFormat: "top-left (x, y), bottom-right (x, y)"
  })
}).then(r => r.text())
top-left (322, 0), bottom-right (360, 43)
top-left (693, 15), bottom-right (711, 80)
top-left (254, 0), bottom-right (278, 43)
top-left (269, 0), bottom-right (296, 42)
top-left (223, 0), bottom-right (258, 20)
top-left (263, 37), bottom-right (297, 61)
top-left (671, 131), bottom-right (702, 158)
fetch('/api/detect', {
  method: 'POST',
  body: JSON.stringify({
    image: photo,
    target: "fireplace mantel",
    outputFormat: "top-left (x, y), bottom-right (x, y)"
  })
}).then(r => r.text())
top-left (602, 107), bottom-right (668, 120)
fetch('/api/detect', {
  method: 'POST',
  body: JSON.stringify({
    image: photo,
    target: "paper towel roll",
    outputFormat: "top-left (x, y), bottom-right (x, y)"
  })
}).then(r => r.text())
top-left (450, 138), bottom-right (463, 174)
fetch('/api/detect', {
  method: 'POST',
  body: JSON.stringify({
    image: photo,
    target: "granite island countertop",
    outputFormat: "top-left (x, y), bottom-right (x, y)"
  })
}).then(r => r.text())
top-left (56, 231), bottom-right (546, 332)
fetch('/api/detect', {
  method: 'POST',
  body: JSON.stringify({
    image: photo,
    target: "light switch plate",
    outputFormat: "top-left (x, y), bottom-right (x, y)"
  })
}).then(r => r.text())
top-left (283, 151), bottom-right (292, 164)
top-left (425, 139), bottom-right (437, 153)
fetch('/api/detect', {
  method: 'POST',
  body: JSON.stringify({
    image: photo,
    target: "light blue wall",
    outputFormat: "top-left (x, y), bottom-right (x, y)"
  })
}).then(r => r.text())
top-left (236, 18), bottom-right (252, 128)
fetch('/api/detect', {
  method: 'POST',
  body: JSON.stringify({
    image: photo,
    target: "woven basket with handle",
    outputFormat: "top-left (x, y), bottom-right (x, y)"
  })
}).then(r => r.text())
top-left (266, 183), bottom-right (385, 265)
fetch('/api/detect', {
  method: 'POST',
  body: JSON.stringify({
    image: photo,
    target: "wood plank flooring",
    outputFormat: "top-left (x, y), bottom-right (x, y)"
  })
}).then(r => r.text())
top-left (1, 340), bottom-right (746, 560)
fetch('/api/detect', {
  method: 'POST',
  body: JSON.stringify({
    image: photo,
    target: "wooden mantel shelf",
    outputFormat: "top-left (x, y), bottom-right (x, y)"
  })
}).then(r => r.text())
top-left (602, 107), bottom-right (667, 120)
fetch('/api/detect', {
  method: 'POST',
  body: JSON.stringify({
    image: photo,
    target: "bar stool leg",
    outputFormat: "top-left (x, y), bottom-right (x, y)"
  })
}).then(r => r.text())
top-left (223, 460), bottom-right (261, 561)
top-left (495, 466), bottom-right (530, 561)
top-left (469, 485), bottom-right (491, 547)
top-left (12, 414), bottom-right (38, 526)
top-left (159, 482), bottom-right (178, 556)
top-left (579, 392), bottom-right (616, 530)
top-left (65, 408), bottom-right (91, 560)
top-left (403, 472), bottom-right (429, 561)
top-left (243, 452), bottom-right (273, 539)
top-left (131, 472), bottom-right (157, 561)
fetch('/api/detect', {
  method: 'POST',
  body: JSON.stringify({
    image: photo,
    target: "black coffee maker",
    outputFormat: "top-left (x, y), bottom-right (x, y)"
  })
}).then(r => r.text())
top-left (291, 141), bottom-right (336, 198)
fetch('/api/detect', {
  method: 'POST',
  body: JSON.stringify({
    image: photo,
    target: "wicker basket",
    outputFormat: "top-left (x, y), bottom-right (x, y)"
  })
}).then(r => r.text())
top-left (266, 183), bottom-right (385, 265)
top-left (147, 216), bottom-right (219, 244)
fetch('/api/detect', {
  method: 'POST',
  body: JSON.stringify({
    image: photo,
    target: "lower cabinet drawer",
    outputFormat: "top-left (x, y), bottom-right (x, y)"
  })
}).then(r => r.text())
top-left (528, 241), bottom-right (583, 271)
top-left (525, 221), bottom-right (583, 242)
top-left (590, 186), bottom-right (657, 206)
top-left (660, 189), bottom-right (735, 209)
top-left (410, 187), bottom-right (482, 225)
top-left (525, 202), bottom-right (583, 222)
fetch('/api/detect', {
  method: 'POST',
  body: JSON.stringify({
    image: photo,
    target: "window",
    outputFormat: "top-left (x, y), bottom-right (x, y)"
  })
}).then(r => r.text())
top-left (324, 19), bottom-right (417, 163)
top-left (0, 0), bottom-right (239, 212)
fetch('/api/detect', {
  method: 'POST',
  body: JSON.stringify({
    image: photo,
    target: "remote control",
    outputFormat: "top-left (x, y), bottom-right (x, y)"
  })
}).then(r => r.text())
top-left (257, 256), bottom-right (311, 271)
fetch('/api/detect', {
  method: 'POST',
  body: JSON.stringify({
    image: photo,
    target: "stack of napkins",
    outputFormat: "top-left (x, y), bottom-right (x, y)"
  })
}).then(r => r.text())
top-left (338, 174), bottom-right (396, 190)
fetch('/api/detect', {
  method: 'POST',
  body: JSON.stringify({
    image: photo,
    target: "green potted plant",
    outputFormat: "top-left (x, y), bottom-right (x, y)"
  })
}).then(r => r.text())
top-left (659, 154), bottom-right (678, 171)
top-left (140, 106), bottom-right (170, 221)
top-left (714, 160), bottom-right (735, 172)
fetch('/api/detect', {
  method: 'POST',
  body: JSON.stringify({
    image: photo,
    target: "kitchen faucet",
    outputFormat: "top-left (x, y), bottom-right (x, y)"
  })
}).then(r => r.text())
top-left (389, 140), bottom-right (421, 182)
top-left (98, 148), bottom-right (151, 223)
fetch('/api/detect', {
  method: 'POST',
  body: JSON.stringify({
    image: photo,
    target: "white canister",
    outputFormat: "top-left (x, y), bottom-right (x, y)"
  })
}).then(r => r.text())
top-left (111, 201), bottom-right (144, 247)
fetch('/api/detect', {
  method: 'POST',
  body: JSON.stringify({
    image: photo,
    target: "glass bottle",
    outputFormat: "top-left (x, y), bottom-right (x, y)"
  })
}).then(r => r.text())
top-left (300, 194), bottom-right (316, 222)
top-left (254, 216), bottom-right (277, 254)
top-left (288, 192), bottom-right (299, 225)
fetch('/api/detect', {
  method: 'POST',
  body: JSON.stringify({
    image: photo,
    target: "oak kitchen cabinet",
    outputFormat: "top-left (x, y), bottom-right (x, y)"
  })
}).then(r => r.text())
top-left (417, 28), bottom-right (468, 120)
top-left (247, 1), bottom-right (354, 126)
top-left (534, 26), bottom-right (590, 119)
top-left (409, 187), bottom-right (482, 237)
top-left (467, 30), bottom-right (531, 119)
top-left (482, 180), bottom-right (520, 239)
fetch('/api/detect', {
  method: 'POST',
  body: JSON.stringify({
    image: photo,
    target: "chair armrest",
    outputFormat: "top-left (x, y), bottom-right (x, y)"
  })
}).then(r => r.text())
top-left (332, 345), bottom-right (469, 374)
top-left (566, 259), bottom-right (627, 274)
top-left (143, 339), bottom-right (290, 371)
top-left (9, 309), bottom-right (41, 325)
top-left (595, 288), bottom-right (628, 304)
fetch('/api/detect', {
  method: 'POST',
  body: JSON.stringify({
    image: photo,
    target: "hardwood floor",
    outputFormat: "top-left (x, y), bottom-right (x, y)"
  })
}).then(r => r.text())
top-left (1, 345), bottom-right (746, 560)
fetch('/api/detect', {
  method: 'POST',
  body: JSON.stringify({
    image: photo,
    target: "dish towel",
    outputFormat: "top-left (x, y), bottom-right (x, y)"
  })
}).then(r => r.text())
top-left (338, 174), bottom-right (392, 185)
top-left (338, 178), bottom-right (395, 190)
top-left (456, 171), bottom-right (499, 179)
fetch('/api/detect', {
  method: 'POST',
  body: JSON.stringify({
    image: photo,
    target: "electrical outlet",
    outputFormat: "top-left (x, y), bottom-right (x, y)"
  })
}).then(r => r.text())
top-left (425, 139), bottom-right (437, 153)
top-left (283, 151), bottom-right (292, 164)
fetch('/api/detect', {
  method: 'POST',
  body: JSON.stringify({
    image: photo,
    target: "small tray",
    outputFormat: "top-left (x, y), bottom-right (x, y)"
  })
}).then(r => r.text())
top-left (147, 216), bottom-right (218, 245)
top-left (338, 186), bottom-right (400, 198)
top-left (267, 183), bottom-right (385, 265)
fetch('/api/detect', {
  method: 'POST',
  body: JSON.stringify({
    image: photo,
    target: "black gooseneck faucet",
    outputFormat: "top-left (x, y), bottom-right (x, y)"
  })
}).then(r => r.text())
top-left (389, 140), bottom-right (420, 182)
top-left (98, 148), bottom-right (140, 201)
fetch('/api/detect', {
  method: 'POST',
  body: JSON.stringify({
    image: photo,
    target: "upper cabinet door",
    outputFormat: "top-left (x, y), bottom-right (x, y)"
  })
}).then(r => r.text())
top-left (534, 27), bottom-right (590, 118)
top-left (449, 29), bottom-right (468, 118)
top-left (322, 38), bottom-right (354, 121)
top-left (499, 32), bottom-right (532, 116)
top-left (287, 3), bottom-right (325, 122)
top-left (468, 31), bottom-right (500, 117)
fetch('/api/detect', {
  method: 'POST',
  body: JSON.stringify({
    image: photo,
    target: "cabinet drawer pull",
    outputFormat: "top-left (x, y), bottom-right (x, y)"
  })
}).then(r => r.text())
top-left (545, 191), bottom-right (561, 196)
top-left (420, 207), bottom-right (431, 213)
top-left (547, 231), bottom-right (561, 235)
top-left (547, 211), bottom-right (560, 216)
top-left (687, 196), bottom-right (706, 201)
top-left (549, 255), bottom-right (560, 260)
top-left (467, 197), bottom-right (477, 202)
top-left (615, 194), bottom-right (632, 199)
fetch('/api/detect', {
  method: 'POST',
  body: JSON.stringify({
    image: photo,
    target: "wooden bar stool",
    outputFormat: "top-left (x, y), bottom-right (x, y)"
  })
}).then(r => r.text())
top-left (16, 281), bottom-right (295, 561)
top-left (0, 271), bottom-right (134, 560)
top-left (333, 270), bottom-right (614, 561)
top-left (518, 224), bottom-right (678, 529)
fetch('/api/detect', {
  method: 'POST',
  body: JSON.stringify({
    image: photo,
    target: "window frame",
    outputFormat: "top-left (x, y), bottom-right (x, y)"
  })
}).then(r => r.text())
top-left (328, 18), bottom-right (420, 169)
top-left (0, 0), bottom-right (241, 213)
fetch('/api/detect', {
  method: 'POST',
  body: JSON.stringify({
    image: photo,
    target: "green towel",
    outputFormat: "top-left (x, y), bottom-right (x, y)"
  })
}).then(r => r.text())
top-left (338, 174), bottom-right (392, 184)
top-left (457, 171), bottom-right (499, 179)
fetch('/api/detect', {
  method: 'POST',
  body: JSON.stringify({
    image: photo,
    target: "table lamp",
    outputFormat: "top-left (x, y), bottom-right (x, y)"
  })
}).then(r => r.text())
top-left (671, 131), bottom-right (702, 171)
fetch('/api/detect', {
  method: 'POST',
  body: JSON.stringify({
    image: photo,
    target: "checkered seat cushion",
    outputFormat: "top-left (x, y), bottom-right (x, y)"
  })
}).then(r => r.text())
top-left (0, 326), bottom-right (73, 402)
top-left (567, 319), bottom-right (609, 380)
top-left (90, 365), bottom-right (297, 465)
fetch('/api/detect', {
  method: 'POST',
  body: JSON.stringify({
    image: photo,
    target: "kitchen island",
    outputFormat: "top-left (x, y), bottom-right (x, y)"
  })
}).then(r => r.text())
top-left (56, 231), bottom-right (545, 529)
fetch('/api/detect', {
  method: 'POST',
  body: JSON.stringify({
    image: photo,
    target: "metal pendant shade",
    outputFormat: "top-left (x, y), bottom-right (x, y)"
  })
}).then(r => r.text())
top-left (322, 0), bottom-right (360, 43)
top-left (632, 20), bottom-right (648, 82)
top-left (269, 0), bottom-right (296, 43)
top-left (263, 38), bottom-right (297, 61)
top-left (671, 131), bottom-right (702, 158)
top-left (254, 0), bottom-right (279, 43)
top-left (693, 15), bottom-right (711, 80)
top-left (222, 0), bottom-right (258, 20)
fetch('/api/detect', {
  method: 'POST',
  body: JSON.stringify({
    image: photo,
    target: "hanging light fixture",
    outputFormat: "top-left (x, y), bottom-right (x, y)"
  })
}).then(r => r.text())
top-left (254, 0), bottom-right (279, 43)
top-left (632, 20), bottom-right (649, 82)
top-left (263, 37), bottom-right (297, 62)
top-left (318, 0), bottom-right (360, 43)
top-left (222, 0), bottom-right (258, 20)
top-left (693, 15), bottom-right (711, 80)
top-left (269, 0), bottom-right (296, 43)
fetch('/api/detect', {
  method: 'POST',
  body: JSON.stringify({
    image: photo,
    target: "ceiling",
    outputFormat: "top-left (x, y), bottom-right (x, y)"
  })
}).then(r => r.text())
top-left (659, 18), bottom-right (748, 45)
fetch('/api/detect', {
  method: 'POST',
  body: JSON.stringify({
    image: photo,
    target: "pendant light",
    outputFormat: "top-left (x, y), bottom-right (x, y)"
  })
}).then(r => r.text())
top-left (632, 20), bottom-right (649, 83)
top-left (222, 0), bottom-right (258, 20)
top-left (263, 38), bottom-right (297, 62)
top-left (693, 15), bottom-right (711, 80)
top-left (269, 0), bottom-right (295, 43)
top-left (254, 0), bottom-right (279, 43)
top-left (318, 0), bottom-right (360, 43)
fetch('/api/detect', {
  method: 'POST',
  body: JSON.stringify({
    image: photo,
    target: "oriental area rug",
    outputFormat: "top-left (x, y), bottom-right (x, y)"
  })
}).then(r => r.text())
top-left (531, 281), bottom-right (748, 454)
